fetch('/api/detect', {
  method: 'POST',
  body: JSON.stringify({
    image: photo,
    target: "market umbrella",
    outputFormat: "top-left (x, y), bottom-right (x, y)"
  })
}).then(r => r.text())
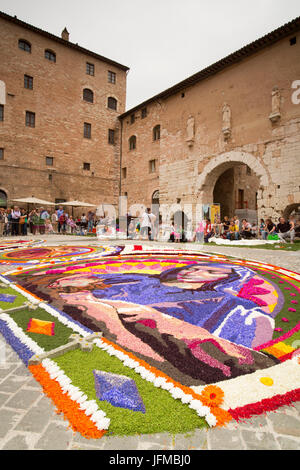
top-left (63, 200), bottom-right (97, 207)
top-left (11, 196), bottom-right (56, 213)
top-left (11, 197), bottom-right (56, 206)
top-left (62, 200), bottom-right (97, 217)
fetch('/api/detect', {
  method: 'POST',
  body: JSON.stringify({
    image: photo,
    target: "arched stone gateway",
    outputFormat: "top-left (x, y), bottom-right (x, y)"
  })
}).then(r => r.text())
top-left (283, 203), bottom-right (300, 220)
top-left (196, 151), bottom-right (271, 221)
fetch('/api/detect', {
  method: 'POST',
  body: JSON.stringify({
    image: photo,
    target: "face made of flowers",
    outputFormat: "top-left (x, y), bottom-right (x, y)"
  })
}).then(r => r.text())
top-left (161, 265), bottom-right (233, 290)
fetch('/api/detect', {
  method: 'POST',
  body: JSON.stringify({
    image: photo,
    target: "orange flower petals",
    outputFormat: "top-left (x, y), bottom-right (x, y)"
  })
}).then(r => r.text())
top-left (200, 385), bottom-right (225, 407)
top-left (29, 364), bottom-right (106, 439)
top-left (209, 406), bottom-right (232, 427)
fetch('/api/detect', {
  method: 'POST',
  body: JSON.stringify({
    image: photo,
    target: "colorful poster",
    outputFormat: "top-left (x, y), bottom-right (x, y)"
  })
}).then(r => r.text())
top-left (211, 204), bottom-right (221, 224)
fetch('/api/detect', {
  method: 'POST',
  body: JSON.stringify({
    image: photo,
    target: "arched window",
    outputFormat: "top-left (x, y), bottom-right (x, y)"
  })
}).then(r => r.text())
top-left (129, 135), bottom-right (136, 150)
top-left (45, 49), bottom-right (56, 62)
top-left (153, 124), bottom-right (160, 141)
top-left (83, 88), bottom-right (94, 103)
top-left (0, 190), bottom-right (7, 208)
top-left (107, 96), bottom-right (117, 110)
top-left (18, 39), bottom-right (31, 53)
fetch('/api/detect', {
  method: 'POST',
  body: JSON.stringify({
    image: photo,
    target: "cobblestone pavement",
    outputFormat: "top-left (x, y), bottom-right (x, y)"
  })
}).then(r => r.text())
top-left (0, 235), bottom-right (299, 450)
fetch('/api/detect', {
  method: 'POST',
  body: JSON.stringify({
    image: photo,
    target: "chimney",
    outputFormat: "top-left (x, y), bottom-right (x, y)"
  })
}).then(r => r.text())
top-left (61, 27), bottom-right (69, 41)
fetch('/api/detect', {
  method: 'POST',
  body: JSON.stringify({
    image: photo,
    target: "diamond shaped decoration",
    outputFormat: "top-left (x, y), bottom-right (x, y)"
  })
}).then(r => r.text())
top-left (93, 370), bottom-right (145, 413)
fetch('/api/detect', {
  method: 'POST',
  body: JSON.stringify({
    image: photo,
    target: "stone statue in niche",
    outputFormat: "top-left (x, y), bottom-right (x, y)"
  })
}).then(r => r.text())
top-left (222, 103), bottom-right (231, 140)
top-left (269, 86), bottom-right (281, 123)
top-left (186, 115), bottom-right (195, 146)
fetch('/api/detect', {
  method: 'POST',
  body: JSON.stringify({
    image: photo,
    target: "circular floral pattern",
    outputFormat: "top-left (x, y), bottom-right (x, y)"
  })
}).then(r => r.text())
top-left (0, 245), bottom-right (124, 265)
top-left (1, 247), bottom-right (299, 432)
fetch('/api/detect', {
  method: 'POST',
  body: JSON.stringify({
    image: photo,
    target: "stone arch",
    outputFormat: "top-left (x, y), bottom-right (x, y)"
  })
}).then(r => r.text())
top-left (0, 189), bottom-right (8, 208)
top-left (196, 151), bottom-right (270, 208)
top-left (283, 203), bottom-right (300, 219)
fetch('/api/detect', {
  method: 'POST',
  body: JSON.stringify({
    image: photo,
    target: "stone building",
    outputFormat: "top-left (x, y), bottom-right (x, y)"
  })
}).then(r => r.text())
top-left (1, 11), bottom-right (300, 226)
top-left (0, 11), bottom-right (129, 210)
top-left (119, 16), bottom-right (300, 226)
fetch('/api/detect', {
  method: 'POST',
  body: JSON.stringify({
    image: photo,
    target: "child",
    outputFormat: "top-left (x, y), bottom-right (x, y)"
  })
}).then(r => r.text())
top-left (45, 218), bottom-right (55, 234)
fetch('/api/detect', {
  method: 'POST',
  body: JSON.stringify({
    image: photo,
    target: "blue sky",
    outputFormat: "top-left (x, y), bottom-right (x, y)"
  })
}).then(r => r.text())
top-left (1, 0), bottom-right (299, 109)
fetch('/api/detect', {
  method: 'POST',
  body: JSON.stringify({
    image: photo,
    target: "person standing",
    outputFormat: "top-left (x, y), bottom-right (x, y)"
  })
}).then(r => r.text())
top-left (0, 208), bottom-right (5, 237)
top-left (51, 211), bottom-right (58, 233)
top-left (58, 211), bottom-right (67, 234)
top-left (19, 209), bottom-right (28, 236)
top-left (140, 208), bottom-right (152, 240)
top-left (11, 206), bottom-right (21, 236)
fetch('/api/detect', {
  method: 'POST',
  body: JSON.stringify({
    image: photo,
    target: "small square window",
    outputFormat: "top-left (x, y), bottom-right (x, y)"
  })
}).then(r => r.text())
top-left (84, 122), bottom-right (91, 139)
top-left (0, 105), bottom-right (3, 121)
top-left (24, 75), bottom-right (33, 89)
top-left (25, 111), bottom-right (35, 128)
top-left (0, 148), bottom-right (4, 160)
top-left (108, 70), bottom-right (116, 84)
top-left (122, 167), bottom-right (127, 179)
top-left (108, 129), bottom-right (115, 145)
top-left (86, 62), bottom-right (95, 76)
top-left (83, 162), bottom-right (90, 171)
top-left (46, 156), bottom-right (53, 166)
top-left (18, 39), bottom-right (31, 53)
top-left (141, 107), bottom-right (147, 119)
top-left (45, 50), bottom-right (56, 62)
top-left (290, 37), bottom-right (297, 46)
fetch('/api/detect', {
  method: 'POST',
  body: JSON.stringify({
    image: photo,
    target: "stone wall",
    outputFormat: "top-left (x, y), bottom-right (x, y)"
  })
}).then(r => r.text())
top-left (120, 28), bottom-right (300, 226)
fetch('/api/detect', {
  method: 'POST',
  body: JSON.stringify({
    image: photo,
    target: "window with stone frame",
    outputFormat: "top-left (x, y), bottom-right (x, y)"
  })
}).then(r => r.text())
top-left (18, 39), bottom-right (31, 53)
top-left (25, 111), bottom-right (35, 128)
top-left (141, 107), bottom-right (147, 119)
top-left (83, 162), bottom-right (91, 171)
top-left (153, 125), bottom-right (160, 141)
top-left (0, 105), bottom-right (3, 121)
top-left (149, 159), bottom-right (156, 173)
top-left (84, 122), bottom-right (91, 139)
top-left (46, 156), bottom-right (54, 166)
top-left (0, 148), bottom-right (4, 160)
top-left (24, 75), bottom-right (33, 90)
top-left (86, 62), bottom-right (95, 76)
top-left (108, 71), bottom-right (116, 84)
top-left (129, 135), bottom-right (136, 150)
top-left (83, 88), bottom-right (94, 103)
top-left (107, 96), bottom-right (117, 110)
top-left (45, 49), bottom-right (56, 62)
top-left (108, 129), bottom-right (115, 145)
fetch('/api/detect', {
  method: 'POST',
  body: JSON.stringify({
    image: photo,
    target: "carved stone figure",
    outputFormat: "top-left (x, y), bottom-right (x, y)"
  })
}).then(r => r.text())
top-left (269, 86), bottom-right (281, 123)
top-left (222, 103), bottom-right (231, 139)
top-left (186, 115), bottom-right (195, 146)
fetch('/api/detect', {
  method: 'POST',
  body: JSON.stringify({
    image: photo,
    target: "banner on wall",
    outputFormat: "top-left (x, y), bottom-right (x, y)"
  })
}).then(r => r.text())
top-left (202, 204), bottom-right (220, 222)
top-left (210, 204), bottom-right (221, 224)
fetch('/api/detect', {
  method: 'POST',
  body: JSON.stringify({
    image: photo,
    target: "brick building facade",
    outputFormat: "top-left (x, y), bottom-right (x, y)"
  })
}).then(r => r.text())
top-left (1, 11), bottom-right (300, 227)
top-left (119, 16), bottom-right (300, 227)
top-left (0, 11), bottom-right (128, 211)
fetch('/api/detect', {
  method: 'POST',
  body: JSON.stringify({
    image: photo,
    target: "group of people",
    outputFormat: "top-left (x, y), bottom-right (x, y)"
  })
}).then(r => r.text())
top-left (0, 204), bottom-right (299, 244)
top-left (0, 206), bottom-right (99, 237)
top-left (194, 214), bottom-right (299, 244)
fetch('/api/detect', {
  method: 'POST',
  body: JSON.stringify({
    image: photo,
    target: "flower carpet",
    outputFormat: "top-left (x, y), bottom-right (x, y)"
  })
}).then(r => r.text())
top-left (0, 244), bottom-right (124, 265)
top-left (0, 244), bottom-right (299, 439)
top-left (0, 239), bottom-right (44, 252)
